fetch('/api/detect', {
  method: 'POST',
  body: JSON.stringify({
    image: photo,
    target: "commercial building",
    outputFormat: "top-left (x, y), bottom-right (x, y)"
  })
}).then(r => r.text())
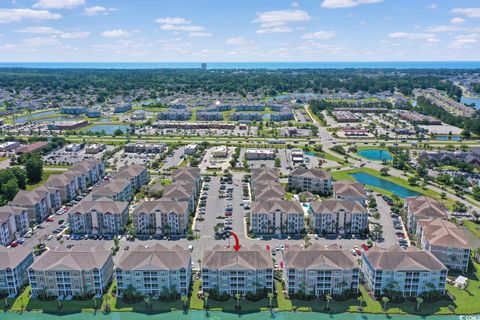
top-left (362, 245), bottom-right (447, 297)
top-left (333, 180), bottom-right (367, 205)
top-left (288, 168), bottom-right (333, 195)
top-left (116, 244), bottom-right (192, 296)
top-left (0, 246), bottom-right (34, 295)
top-left (0, 206), bottom-right (29, 246)
top-left (202, 245), bottom-right (273, 295)
top-left (212, 146), bottom-right (228, 158)
top-left (85, 144), bottom-right (106, 154)
top-left (309, 199), bottom-right (369, 236)
top-left (15, 141), bottom-right (49, 155)
top-left (29, 245), bottom-right (114, 297)
top-left (332, 111), bottom-right (361, 122)
top-left (291, 149), bottom-right (304, 163)
top-left (283, 244), bottom-right (360, 296)
top-left (114, 104), bottom-right (132, 113)
top-left (0, 141), bottom-right (20, 152)
top-left (416, 218), bottom-right (470, 272)
top-left (60, 106), bottom-right (85, 115)
top-left (132, 200), bottom-right (190, 236)
top-left (245, 149), bottom-right (275, 160)
top-left (124, 142), bottom-right (166, 154)
top-left (68, 199), bottom-right (129, 236)
top-left (65, 143), bottom-right (82, 152)
top-left (250, 200), bottom-right (304, 235)
top-left (406, 196), bottom-right (448, 233)
top-left (184, 144), bottom-right (198, 155)
top-left (47, 120), bottom-right (89, 131)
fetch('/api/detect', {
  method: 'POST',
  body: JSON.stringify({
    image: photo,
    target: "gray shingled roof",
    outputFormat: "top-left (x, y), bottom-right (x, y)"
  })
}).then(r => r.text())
top-left (0, 246), bottom-right (32, 269)
top-left (30, 245), bottom-right (111, 271)
top-left (289, 167), bottom-right (332, 179)
top-left (202, 245), bottom-right (273, 270)
top-left (334, 180), bottom-right (366, 198)
top-left (407, 196), bottom-right (448, 219)
top-left (284, 247), bottom-right (358, 270)
top-left (419, 218), bottom-right (470, 249)
top-left (310, 199), bottom-right (367, 214)
top-left (68, 199), bottom-right (128, 215)
top-left (132, 200), bottom-right (188, 216)
top-left (251, 199), bottom-right (303, 214)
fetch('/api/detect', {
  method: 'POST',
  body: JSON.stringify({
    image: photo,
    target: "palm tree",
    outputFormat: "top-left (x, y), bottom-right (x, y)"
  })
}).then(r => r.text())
top-left (448, 304), bottom-right (455, 314)
top-left (93, 297), bottom-right (97, 310)
top-left (267, 292), bottom-right (274, 311)
top-left (416, 297), bottom-right (423, 312)
top-left (325, 294), bottom-right (332, 311)
top-left (234, 293), bottom-right (241, 310)
top-left (57, 299), bottom-right (62, 310)
top-left (203, 292), bottom-right (209, 312)
top-left (357, 296), bottom-right (364, 309)
top-left (382, 296), bottom-right (390, 311)
top-left (144, 296), bottom-right (151, 310)
top-left (4, 297), bottom-right (8, 309)
top-left (181, 294), bottom-right (188, 311)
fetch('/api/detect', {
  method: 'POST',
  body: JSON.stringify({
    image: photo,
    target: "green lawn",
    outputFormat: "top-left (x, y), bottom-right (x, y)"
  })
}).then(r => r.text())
top-left (463, 220), bottom-right (480, 238)
top-left (189, 280), bottom-right (204, 310)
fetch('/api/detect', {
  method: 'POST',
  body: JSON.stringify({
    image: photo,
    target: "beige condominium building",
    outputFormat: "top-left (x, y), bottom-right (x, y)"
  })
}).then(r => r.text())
top-left (132, 200), bottom-right (190, 236)
top-left (417, 218), bottom-right (470, 272)
top-left (406, 196), bottom-right (448, 233)
top-left (116, 244), bottom-right (192, 296)
top-left (250, 200), bottom-right (305, 235)
top-left (283, 244), bottom-right (360, 296)
top-left (362, 245), bottom-right (447, 298)
top-left (112, 165), bottom-right (149, 191)
top-left (309, 199), bottom-right (369, 236)
top-left (0, 205), bottom-right (29, 246)
top-left (29, 245), bottom-right (114, 297)
top-left (68, 199), bottom-right (129, 235)
top-left (0, 246), bottom-right (34, 295)
top-left (333, 180), bottom-right (367, 205)
top-left (288, 167), bottom-right (333, 195)
top-left (202, 245), bottom-right (274, 295)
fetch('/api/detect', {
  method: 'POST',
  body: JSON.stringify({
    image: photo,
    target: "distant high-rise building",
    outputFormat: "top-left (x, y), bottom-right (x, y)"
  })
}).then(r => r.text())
top-left (201, 62), bottom-right (207, 70)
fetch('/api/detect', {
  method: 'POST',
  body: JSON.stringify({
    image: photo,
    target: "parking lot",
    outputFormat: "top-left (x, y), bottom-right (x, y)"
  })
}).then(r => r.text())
top-left (43, 145), bottom-right (114, 165)
top-left (161, 146), bottom-right (186, 170)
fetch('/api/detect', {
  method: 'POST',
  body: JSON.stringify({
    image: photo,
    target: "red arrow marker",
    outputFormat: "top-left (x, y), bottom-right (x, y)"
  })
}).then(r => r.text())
top-left (230, 231), bottom-right (241, 252)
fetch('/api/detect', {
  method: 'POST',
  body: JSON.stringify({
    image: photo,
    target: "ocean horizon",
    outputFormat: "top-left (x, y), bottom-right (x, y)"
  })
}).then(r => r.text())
top-left (1, 61), bottom-right (480, 70)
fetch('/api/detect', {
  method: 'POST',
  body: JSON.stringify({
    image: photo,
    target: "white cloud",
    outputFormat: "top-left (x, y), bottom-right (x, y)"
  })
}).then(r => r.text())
top-left (321, 0), bottom-right (382, 9)
top-left (451, 8), bottom-right (480, 18)
top-left (291, 2), bottom-right (300, 7)
top-left (61, 31), bottom-right (90, 39)
top-left (155, 17), bottom-right (191, 25)
top-left (188, 32), bottom-right (212, 37)
top-left (451, 17), bottom-right (465, 25)
top-left (388, 32), bottom-right (437, 42)
top-left (0, 8), bottom-right (61, 24)
top-left (426, 4), bottom-right (437, 10)
top-left (101, 29), bottom-right (130, 38)
top-left (15, 26), bottom-right (61, 34)
top-left (22, 36), bottom-right (60, 47)
top-left (33, 0), bottom-right (85, 9)
top-left (257, 26), bottom-right (292, 34)
top-left (253, 9), bottom-right (310, 34)
top-left (449, 33), bottom-right (479, 48)
top-left (302, 30), bottom-right (336, 39)
top-left (425, 25), bottom-right (464, 32)
top-left (159, 24), bottom-right (204, 32)
top-left (225, 36), bottom-right (250, 45)
top-left (83, 6), bottom-right (117, 16)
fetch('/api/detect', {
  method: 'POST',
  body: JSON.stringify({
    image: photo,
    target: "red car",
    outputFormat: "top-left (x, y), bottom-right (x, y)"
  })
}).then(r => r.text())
top-left (355, 249), bottom-right (362, 255)
top-left (361, 244), bottom-right (369, 251)
top-left (46, 217), bottom-right (54, 222)
top-left (10, 241), bottom-right (18, 247)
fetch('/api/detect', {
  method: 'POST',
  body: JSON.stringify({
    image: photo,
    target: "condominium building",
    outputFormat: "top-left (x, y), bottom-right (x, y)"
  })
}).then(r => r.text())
top-left (0, 206), bottom-right (29, 246)
top-left (202, 245), bottom-right (273, 295)
top-left (162, 182), bottom-right (196, 213)
top-left (44, 173), bottom-right (78, 203)
top-left (250, 200), bottom-right (304, 235)
top-left (283, 244), bottom-right (360, 296)
top-left (417, 218), bottom-right (470, 272)
top-left (333, 180), bottom-right (367, 205)
top-left (288, 168), bottom-right (333, 195)
top-left (361, 245), bottom-right (448, 297)
top-left (112, 165), bottom-right (149, 191)
top-left (172, 167), bottom-right (202, 194)
top-left (253, 180), bottom-right (285, 201)
top-left (309, 199), bottom-right (369, 235)
top-left (10, 187), bottom-right (61, 223)
top-left (406, 196), bottom-right (448, 233)
top-left (251, 167), bottom-right (279, 190)
top-left (68, 199), bottom-right (129, 236)
top-left (29, 245), bottom-right (114, 297)
top-left (116, 244), bottom-right (191, 296)
top-left (70, 159), bottom-right (106, 187)
top-left (0, 246), bottom-right (34, 295)
top-left (132, 200), bottom-right (189, 236)
top-left (90, 179), bottom-right (133, 202)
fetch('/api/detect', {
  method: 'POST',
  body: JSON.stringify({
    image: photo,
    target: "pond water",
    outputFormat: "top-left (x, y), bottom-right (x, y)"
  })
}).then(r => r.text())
top-left (433, 136), bottom-right (462, 141)
top-left (15, 110), bottom-right (58, 122)
top-left (0, 311), bottom-right (459, 320)
top-left (350, 173), bottom-right (420, 198)
top-left (356, 149), bottom-right (392, 161)
top-left (98, 118), bottom-right (113, 122)
top-left (460, 96), bottom-right (480, 109)
top-left (84, 124), bottom-right (130, 134)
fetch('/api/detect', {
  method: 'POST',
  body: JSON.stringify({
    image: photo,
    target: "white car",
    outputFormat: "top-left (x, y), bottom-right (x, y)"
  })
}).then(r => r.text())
top-left (47, 235), bottom-right (53, 241)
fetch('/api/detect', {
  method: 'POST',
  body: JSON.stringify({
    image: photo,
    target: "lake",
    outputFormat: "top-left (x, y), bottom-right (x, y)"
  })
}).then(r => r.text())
top-left (461, 96), bottom-right (480, 109)
top-left (0, 311), bottom-right (460, 320)
top-left (433, 136), bottom-right (462, 141)
top-left (356, 149), bottom-right (392, 161)
top-left (350, 173), bottom-right (420, 198)
top-left (84, 124), bottom-right (130, 134)
top-left (15, 110), bottom-right (58, 123)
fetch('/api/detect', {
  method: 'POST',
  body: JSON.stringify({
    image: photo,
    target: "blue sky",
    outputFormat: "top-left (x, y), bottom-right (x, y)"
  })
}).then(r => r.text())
top-left (0, 0), bottom-right (479, 62)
